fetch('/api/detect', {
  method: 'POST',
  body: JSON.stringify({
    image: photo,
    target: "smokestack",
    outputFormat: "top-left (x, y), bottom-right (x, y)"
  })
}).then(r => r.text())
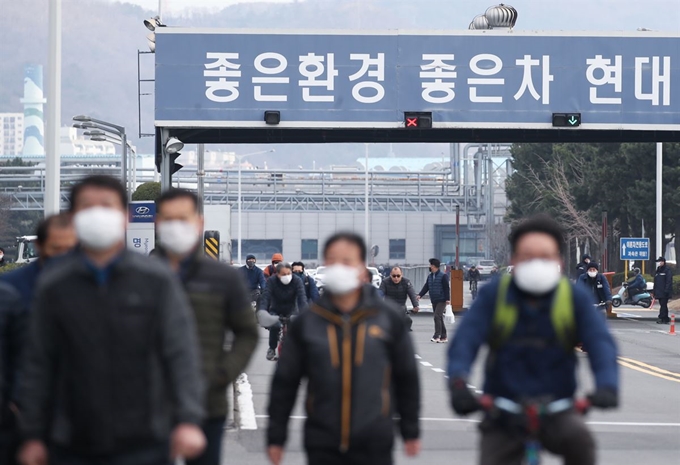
top-left (20, 64), bottom-right (46, 156)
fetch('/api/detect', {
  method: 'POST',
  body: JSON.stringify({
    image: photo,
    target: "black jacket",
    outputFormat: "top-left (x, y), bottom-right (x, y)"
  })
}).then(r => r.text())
top-left (380, 278), bottom-right (418, 311)
top-left (267, 286), bottom-right (420, 451)
top-left (468, 269), bottom-right (481, 281)
top-left (19, 250), bottom-right (205, 455)
top-left (0, 282), bottom-right (25, 428)
top-left (575, 261), bottom-right (590, 279)
top-left (259, 275), bottom-right (307, 316)
top-left (653, 264), bottom-right (673, 299)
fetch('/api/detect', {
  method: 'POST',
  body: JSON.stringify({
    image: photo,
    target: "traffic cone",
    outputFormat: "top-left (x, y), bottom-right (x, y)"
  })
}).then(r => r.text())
top-left (670, 315), bottom-right (676, 336)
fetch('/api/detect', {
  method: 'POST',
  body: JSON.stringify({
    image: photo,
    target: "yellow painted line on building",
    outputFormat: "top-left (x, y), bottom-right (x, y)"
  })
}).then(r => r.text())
top-left (618, 357), bottom-right (680, 383)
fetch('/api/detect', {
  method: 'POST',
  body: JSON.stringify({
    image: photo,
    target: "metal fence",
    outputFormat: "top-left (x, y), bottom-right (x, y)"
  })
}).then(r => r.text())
top-left (401, 266), bottom-right (431, 291)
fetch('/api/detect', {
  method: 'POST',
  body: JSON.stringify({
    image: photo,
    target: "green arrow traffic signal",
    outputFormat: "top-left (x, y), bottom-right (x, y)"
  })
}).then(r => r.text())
top-left (568, 116), bottom-right (578, 125)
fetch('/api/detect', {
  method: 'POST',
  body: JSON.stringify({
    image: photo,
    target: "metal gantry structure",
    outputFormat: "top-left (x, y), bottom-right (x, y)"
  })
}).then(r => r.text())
top-left (1, 155), bottom-right (510, 218)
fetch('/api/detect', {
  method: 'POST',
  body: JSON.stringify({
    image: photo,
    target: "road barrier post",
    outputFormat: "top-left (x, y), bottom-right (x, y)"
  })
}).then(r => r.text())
top-left (670, 314), bottom-right (676, 336)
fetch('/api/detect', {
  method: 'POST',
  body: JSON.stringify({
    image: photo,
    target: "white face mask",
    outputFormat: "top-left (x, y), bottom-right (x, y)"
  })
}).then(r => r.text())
top-left (74, 207), bottom-right (125, 251)
top-left (157, 220), bottom-right (200, 255)
top-left (279, 274), bottom-right (293, 285)
top-left (323, 264), bottom-right (361, 295)
top-left (587, 270), bottom-right (598, 278)
top-left (513, 259), bottom-right (562, 295)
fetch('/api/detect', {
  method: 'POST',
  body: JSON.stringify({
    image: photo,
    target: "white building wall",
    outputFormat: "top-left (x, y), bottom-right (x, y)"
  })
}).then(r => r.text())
top-left (232, 210), bottom-right (467, 266)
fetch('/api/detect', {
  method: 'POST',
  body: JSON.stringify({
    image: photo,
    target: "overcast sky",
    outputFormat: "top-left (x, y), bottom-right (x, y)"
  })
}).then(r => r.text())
top-left (110, 0), bottom-right (680, 31)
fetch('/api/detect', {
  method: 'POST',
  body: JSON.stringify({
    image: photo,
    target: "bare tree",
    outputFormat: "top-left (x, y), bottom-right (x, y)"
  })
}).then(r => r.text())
top-left (521, 157), bottom-right (600, 244)
top-left (0, 194), bottom-right (13, 240)
top-left (489, 222), bottom-right (511, 266)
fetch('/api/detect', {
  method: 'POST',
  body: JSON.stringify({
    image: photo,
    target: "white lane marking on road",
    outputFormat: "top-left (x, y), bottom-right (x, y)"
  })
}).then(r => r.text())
top-left (415, 354), bottom-right (422, 359)
top-left (432, 368), bottom-right (446, 373)
top-left (253, 415), bottom-right (680, 427)
top-left (235, 373), bottom-right (258, 430)
top-left (420, 361), bottom-right (433, 367)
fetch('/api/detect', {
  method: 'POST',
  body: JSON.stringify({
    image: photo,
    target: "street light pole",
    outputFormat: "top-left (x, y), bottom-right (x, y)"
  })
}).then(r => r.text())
top-left (364, 143), bottom-right (369, 255)
top-left (235, 149), bottom-right (274, 265)
top-left (45, 0), bottom-right (62, 216)
top-left (656, 142), bottom-right (663, 259)
top-left (238, 158), bottom-right (243, 265)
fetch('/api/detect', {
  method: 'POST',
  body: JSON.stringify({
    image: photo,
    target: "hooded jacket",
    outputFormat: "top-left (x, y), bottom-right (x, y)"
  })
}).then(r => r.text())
top-left (267, 285), bottom-right (420, 451)
top-left (240, 263), bottom-right (267, 291)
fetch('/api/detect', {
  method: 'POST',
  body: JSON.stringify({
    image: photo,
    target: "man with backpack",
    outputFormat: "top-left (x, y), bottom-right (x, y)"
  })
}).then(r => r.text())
top-left (447, 215), bottom-right (619, 465)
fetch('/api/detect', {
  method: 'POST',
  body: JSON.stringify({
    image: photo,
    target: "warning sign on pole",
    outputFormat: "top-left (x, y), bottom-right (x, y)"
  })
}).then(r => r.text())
top-left (204, 230), bottom-right (220, 260)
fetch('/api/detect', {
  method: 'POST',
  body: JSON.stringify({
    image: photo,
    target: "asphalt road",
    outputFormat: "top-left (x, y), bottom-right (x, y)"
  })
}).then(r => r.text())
top-left (220, 291), bottom-right (680, 465)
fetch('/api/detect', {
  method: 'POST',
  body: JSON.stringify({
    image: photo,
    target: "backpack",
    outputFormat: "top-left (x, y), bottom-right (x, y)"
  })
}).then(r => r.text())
top-left (490, 274), bottom-right (577, 352)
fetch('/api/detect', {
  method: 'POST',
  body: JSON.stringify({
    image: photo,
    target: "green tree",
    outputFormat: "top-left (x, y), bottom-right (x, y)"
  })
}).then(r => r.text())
top-left (132, 182), bottom-right (161, 201)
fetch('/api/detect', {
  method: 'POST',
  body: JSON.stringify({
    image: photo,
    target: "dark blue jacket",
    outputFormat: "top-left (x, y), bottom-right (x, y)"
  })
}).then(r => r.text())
top-left (577, 272), bottom-right (613, 304)
top-left (653, 264), bottom-right (673, 299)
top-left (627, 274), bottom-right (646, 294)
top-left (419, 270), bottom-right (450, 304)
top-left (0, 282), bottom-right (27, 424)
top-left (297, 273), bottom-right (320, 304)
top-left (240, 265), bottom-right (267, 291)
top-left (448, 278), bottom-right (619, 401)
top-left (0, 261), bottom-right (41, 310)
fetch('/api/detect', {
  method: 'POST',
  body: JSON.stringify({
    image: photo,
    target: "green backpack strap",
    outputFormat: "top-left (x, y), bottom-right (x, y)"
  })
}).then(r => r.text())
top-left (491, 274), bottom-right (518, 350)
top-left (491, 275), bottom-right (576, 352)
top-left (551, 278), bottom-right (577, 351)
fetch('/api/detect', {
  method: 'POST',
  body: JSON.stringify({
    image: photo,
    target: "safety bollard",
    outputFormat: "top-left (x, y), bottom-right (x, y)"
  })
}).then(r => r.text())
top-left (670, 314), bottom-right (676, 336)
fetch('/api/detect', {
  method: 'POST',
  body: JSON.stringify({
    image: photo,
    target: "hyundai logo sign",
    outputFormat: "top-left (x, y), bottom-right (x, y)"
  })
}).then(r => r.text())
top-left (129, 202), bottom-right (156, 223)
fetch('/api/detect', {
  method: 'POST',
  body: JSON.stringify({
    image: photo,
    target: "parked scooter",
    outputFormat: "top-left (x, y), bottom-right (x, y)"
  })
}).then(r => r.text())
top-left (612, 282), bottom-right (653, 308)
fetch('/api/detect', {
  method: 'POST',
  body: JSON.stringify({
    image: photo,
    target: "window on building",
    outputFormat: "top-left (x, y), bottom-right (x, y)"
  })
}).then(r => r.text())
top-left (301, 239), bottom-right (318, 260)
top-left (389, 239), bottom-right (406, 260)
top-left (231, 239), bottom-right (283, 263)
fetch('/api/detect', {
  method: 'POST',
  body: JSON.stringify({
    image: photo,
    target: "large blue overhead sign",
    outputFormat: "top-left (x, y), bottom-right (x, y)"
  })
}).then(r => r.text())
top-left (155, 29), bottom-right (680, 129)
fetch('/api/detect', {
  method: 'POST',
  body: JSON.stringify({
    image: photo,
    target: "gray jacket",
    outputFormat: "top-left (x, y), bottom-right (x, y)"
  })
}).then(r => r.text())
top-left (19, 250), bottom-right (205, 455)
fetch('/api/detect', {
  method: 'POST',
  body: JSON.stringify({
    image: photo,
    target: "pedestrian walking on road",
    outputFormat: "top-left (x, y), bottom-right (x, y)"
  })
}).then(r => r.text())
top-left (258, 262), bottom-right (308, 361)
top-left (267, 232), bottom-right (421, 465)
top-left (0, 213), bottom-right (77, 310)
top-left (155, 189), bottom-right (259, 465)
top-left (18, 176), bottom-right (207, 465)
top-left (0, 282), bottom-right (26, 465)
top-left (575, 254), bottom-right (591, 280)
top-left (447, 215), bottom-right (619, 465)
top-left (417, 258), bottom-right (450, 343)
top-left (653, 256), bottom-right (674, 324)
top-left (380, 266), bottom-right (419, 330)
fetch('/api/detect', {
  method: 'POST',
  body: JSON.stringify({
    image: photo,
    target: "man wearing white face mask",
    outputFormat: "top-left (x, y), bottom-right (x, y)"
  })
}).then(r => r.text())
top-left (577, 262), bottom-right (612, 310)
top-left (18, 176), bottom-right (207, 465)
top-left (267, 232), bottom-right (421, 465)
top-left (447, 215), bottom-right (619, 465)
top-left (258, 262), bottom-right (307, 361)
top-left (154, 189), bottom-right (259, 465)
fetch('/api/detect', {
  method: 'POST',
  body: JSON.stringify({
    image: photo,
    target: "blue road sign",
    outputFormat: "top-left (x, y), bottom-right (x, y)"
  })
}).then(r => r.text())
top-left (620, 237), bottom-right (650, 260)
top-left (155, 29), bottom-right (680, 129)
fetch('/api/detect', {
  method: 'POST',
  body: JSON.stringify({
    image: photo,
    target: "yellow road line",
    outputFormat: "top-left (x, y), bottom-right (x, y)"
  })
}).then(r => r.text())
top-left (618, 357), bottom-right (680, 378)
top-left (617, 358), bottom-right (680, 383)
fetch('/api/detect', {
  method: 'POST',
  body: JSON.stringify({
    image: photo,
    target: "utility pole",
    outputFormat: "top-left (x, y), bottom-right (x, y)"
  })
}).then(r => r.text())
top-left (45, 0), bottom-right (62, 216)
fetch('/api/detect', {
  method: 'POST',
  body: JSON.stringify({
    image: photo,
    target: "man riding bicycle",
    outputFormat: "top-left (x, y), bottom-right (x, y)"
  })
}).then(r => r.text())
top-left (447, 215), bottom-right (619, 465)
top-left (257, 262), bottom-right (308, 361)
top-left (240, 254), bottom-right (267, 304)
